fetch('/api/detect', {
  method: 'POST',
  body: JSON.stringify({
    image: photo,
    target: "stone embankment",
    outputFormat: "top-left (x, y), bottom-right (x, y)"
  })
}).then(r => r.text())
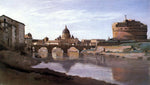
top-left (103, 52), bottom-right (150, 60)
top-left (0, 51), bottom-right (117, 85)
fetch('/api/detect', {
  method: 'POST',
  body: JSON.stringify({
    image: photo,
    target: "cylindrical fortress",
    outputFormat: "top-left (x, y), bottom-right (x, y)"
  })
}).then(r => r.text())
top-left (112, 19), bottom-right (147, 40)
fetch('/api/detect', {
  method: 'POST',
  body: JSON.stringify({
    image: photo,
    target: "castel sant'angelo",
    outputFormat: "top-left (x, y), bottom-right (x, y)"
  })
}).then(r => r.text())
top-left (112, 16), bottom-right (147, 40)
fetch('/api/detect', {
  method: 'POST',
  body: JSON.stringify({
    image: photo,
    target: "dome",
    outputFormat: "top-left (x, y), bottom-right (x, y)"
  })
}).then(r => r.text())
top-left (25, 33), bottom-right (32, 39)
top-left (28, 33), bottom-right (32, 37)
top-left (43, 37), bottom-right (49, 42)
top-left (62, 25), bottom-right (71, 39)
top-left (63, 25), bottom-right (70, 34)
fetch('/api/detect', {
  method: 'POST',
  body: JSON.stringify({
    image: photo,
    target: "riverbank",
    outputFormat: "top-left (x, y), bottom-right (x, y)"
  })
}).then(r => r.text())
top-left (0, 50), bottom-right (117, 85)
top-left (103, 52), bottom-right (150, 60)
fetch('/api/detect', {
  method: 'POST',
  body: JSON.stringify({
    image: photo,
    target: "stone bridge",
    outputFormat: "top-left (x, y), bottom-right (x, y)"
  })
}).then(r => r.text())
top-left (32, 45), bottom-right (95, 53)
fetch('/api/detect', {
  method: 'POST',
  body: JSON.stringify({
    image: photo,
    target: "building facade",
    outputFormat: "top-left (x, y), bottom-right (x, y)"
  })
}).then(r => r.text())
top-left (0, 15), bottom-right (25, 48)
top-left (25, 33), bottom-right (32, 50)
top-left (112, 18), bottom-right (147, 40)
top-left (81, 39), bottom-right (105, 46)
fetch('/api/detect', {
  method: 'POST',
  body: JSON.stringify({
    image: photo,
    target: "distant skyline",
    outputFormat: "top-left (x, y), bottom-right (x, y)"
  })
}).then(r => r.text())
top-left (0, 0), bottom-right (150, 40)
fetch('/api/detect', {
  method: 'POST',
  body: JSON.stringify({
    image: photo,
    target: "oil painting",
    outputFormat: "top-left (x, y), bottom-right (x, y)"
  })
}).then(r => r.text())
top-left (0, 0), bottom-right (150, 85)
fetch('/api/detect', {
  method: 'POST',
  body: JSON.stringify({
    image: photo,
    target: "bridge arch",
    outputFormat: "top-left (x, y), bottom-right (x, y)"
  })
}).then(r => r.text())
top-left (32, 45), bottom-right (95, 53)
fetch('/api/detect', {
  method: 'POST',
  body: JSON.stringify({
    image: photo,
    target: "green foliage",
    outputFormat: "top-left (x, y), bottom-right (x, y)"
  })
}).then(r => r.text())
top-left (139, 42), bottom-right (150, 52)
top-left (120, 42), bottom-right (150, 53)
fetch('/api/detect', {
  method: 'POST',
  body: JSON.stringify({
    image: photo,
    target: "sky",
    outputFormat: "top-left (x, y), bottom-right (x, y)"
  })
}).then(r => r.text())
top-left (0, 0), bottom-right (150, 40)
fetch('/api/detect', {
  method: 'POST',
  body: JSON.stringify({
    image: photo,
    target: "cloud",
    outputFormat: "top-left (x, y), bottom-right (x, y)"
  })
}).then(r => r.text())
top-left (31, 9), bottom-right (122, 24)
top-left (0, 0), bottom-right (122, 40)
top-left (0, 0), bottom-right (149, 40)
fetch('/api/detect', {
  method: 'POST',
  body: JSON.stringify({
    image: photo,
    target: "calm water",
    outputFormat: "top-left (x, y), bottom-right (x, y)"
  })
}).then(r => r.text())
top-left (0, 55), bottom-right (150, 85)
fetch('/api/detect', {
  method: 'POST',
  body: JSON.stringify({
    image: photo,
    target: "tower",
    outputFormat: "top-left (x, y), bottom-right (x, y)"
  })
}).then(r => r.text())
top-left (112, 17), bottom-right (147, 40)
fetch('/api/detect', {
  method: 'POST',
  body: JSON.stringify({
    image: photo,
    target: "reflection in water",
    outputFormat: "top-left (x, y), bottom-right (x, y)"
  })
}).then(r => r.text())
top-left (112, 66), bottom-right (149, 85)
top-left (67, 63), bottom-right (114, 83)
top-left (1, 55), bottom-right (150, 85)
top-left (32, 62), bottom-right (116, 84)
top-left (61, 61), bottom-right (76, 72)
top-left (32, 62), bottom-right (66, 73)
top-left (95, 55), bottom-right (105, 65)
top-left (32, 56), bottom-right (150, 85)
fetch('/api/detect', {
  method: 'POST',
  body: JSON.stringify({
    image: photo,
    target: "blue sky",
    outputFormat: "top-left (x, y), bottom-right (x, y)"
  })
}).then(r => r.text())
top-left (0, 0), bottom-right (150, 40)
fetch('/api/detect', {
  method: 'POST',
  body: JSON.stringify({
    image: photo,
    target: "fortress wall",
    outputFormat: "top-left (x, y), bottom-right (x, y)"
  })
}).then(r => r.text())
top-left (112, 20), bottom-right (147, 40)
top-left (104, 53), bottom-right (146, 59)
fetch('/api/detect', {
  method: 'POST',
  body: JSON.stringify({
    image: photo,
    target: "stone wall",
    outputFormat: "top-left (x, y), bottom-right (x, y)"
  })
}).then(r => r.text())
top-left (97, 46), bottom-right (131, 52)
top-left (104, 53), bottom-right (146, 59)
top-left (18, 23), bottom-right (25, 44)
top-left (0, 15), bottom-right (25, 49)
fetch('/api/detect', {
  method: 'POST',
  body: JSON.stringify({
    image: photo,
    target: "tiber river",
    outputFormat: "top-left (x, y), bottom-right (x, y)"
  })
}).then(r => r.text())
top-left (0, 55), bottom-right (150, 85)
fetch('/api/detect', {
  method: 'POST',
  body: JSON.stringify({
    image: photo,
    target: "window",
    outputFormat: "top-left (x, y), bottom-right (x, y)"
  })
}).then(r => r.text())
top-left (4, 19), bottom-right (6, 22)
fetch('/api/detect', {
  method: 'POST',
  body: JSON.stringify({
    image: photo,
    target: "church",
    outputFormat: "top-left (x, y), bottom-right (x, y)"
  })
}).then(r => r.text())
top-left (55, 25), bottom-right (79, 45)
top-left (55, 26), bottom-right (79, 45)
top-left (34, 25), bottom-right (80, 46)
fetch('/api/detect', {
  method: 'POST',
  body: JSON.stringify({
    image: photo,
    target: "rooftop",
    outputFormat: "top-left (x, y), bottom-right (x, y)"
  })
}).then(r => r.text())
top-left (0, 15), bottom-right (25, 25)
